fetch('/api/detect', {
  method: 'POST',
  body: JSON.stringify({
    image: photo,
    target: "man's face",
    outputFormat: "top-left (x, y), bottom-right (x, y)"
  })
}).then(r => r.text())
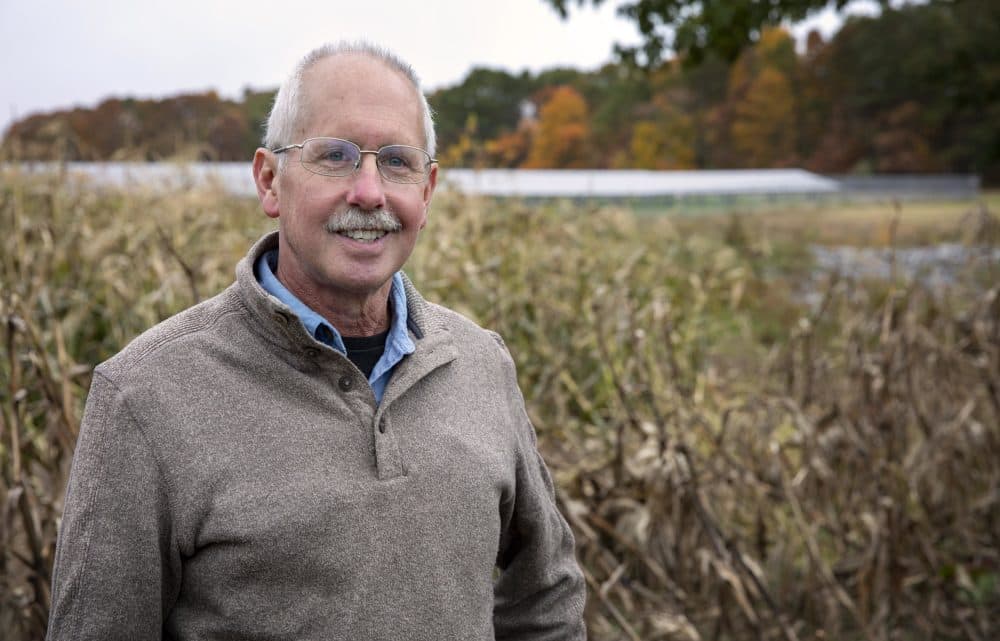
top-left (254, 54), bottom-right (436, 305)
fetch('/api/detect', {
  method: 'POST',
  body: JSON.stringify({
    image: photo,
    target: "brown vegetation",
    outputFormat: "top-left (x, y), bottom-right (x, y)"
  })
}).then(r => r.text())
top-left (1, 172), bottom-right (997, 639)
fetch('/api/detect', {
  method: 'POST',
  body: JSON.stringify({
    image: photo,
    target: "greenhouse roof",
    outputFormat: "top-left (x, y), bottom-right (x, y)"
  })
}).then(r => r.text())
top-left (439, 168), bottom-right (840, 197)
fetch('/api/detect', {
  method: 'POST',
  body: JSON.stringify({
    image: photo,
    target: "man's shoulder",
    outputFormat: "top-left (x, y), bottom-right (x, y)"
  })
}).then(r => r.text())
top-left (97, 283), bottom-right (246, 382)
top-left (420, 300), bottom-right (513, 362)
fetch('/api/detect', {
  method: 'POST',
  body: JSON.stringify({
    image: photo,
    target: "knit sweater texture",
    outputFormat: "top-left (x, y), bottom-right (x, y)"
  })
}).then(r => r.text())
top-left (47, 231), bottom-right (587, 641)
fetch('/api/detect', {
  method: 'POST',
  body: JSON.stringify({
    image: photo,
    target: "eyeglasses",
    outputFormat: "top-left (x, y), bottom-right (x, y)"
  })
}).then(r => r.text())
top-left (272, 137), bottom-right (437, 184)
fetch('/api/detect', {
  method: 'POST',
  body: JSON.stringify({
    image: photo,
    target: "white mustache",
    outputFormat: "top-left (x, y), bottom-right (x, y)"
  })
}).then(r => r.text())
top-left (325, 207), bottom-right (402, 234)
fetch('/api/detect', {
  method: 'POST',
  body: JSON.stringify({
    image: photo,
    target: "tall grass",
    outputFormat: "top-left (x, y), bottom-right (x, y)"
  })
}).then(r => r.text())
top-left (2, 171), bottom-right (997, 640)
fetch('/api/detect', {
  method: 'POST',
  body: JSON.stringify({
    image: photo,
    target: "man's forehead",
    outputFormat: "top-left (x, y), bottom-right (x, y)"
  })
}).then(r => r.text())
top-left (302, 54), bottom-right (416, 101)
top-left (297, 54), bottom-right (423, 139)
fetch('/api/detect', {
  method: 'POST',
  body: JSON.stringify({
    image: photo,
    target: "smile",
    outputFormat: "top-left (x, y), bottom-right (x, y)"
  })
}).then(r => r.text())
top-left (337, 229), bottom-right (390, 243)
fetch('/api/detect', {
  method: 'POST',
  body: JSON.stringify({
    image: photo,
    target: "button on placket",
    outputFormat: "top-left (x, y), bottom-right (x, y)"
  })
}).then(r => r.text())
top-left (373, 414), bottom-right (403, 479)
top-left (338, 375), bottom-right (354, 392)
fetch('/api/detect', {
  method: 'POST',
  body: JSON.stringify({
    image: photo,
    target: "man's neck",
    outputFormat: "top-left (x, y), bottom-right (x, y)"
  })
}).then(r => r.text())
top-left (320, 297), bottom-right (392, 337)
top-left (275, 266), bottom-right (393, 337)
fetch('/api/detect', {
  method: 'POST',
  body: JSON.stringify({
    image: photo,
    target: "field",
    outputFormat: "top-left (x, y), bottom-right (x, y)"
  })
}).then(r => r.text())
top-left (1, 170), bottom-right (998, 640)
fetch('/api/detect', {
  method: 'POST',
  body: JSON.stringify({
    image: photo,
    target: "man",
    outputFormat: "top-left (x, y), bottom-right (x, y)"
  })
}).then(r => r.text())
top-left (47, 42), bottom-right (587, 640)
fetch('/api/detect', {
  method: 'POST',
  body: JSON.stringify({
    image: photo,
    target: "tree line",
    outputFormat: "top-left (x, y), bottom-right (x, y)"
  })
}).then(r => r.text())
top-left (3, 1), bottom-right (997, 183)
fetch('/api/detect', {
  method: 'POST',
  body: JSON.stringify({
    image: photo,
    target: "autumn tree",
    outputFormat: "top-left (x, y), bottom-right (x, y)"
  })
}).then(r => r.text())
top-left (716, 27), bottom-right (798, 167)
top-left (485, 122), bottom-right (535, 168)
top-left (585, 63), bottom-right (654, 166)
top-left (440, 114), bottom-right (492, 168)
top-left (873, 101), bottom-right (936, 172)
top-left (628, 118), bottom-right (695, 169)
top-left (428, 68), bottom-right (536, 154)
top-left (523, 85), bottom-right (592, 168)
top-left (625, 81), bottom-right (696, 170)
top-left (729, 67), bottom-right (796, 167)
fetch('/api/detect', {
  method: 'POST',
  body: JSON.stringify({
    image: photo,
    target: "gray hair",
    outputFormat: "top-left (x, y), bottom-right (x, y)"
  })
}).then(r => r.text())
top-left (263, 41), bottom-right (436, 159)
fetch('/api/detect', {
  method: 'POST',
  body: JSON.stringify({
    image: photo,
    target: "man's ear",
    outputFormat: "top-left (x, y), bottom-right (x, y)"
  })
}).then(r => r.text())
top-left (253, 148), bottom-right (281, 218)
top-left (419, 163), bottom-right (438, 229)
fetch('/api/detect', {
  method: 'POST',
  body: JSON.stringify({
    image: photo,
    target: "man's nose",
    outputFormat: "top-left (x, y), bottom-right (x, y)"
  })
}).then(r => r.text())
top-left (346, 153), bottom-right (387, 210)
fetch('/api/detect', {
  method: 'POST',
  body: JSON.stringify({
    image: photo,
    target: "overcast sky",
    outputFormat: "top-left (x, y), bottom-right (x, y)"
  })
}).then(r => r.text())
top-left (0, 0), bottom-right (853, 137)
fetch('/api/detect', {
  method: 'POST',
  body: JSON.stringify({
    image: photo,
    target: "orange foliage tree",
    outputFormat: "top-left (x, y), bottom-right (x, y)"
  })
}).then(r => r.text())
top-left (730, 67), bottom-right (797, 167)
top-left (522, 86), bottom-right (592, 168)
top-left (485, 124), bottom-right (535, 168)
top-left (627, 91), bottom-right (696, 169)
top-left (727, 28), bottom-right (799, 167)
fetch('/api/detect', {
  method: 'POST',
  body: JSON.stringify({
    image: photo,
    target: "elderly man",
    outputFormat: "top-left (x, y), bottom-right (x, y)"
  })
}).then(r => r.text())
top-left (47, 42), bottom-right (586, 640)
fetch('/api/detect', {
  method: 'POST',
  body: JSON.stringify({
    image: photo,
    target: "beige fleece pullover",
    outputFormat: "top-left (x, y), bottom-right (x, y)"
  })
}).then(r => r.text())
top-left (47, 231), bottom-right (586, 641)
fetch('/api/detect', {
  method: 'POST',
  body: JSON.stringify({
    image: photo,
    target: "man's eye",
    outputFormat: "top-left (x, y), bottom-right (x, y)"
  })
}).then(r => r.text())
top-left (323, 149), bottom-right (346, 162)
top-left (383, 154), bottom-right (408, 168)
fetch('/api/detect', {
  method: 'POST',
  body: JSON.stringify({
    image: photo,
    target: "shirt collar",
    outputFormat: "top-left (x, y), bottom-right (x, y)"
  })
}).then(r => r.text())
top-left (254, 249), bottom-right (415, 361)
top-left (373, 270), bottom-right (417, 381)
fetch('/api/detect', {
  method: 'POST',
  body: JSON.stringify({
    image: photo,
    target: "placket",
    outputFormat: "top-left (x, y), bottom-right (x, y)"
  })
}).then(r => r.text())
top-left (372, 334), bottom-right (457, 480)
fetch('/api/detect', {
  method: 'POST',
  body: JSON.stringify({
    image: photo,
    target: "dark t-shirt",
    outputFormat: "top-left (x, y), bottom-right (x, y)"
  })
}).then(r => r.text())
top-left (342, 330), bottom-right (389, 378)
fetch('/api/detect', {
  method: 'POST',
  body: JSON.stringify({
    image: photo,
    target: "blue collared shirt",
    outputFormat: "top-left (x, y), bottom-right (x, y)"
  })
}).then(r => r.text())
top-left (255, 249), bottom-right (415, 403)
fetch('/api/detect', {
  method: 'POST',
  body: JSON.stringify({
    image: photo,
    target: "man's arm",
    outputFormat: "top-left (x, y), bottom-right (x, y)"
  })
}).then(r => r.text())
top-left (48, 371), bottom-right (179, 641)
top-left (491, 337), bottom-right (587, 641)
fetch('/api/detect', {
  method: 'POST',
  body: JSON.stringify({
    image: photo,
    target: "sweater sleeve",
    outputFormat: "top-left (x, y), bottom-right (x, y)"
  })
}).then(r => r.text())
top-left (491, 337), bottom-right (587, 641)
top-left (47, 371), bottom-right (180, 641)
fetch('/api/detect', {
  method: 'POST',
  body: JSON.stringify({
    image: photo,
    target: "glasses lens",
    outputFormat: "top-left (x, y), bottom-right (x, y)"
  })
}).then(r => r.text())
top-left (377, 145), bottom-right (430, 183)
top-left (301, 138), bottom-right (359, 176)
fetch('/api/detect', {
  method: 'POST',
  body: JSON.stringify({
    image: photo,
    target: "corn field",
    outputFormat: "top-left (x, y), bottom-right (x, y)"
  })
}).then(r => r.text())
top-left (1, 170), bottom-right (998, 640)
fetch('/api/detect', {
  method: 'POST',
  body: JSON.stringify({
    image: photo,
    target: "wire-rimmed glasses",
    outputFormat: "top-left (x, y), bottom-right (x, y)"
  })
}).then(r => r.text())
top-left (272, 137), bottom-right (437, 184)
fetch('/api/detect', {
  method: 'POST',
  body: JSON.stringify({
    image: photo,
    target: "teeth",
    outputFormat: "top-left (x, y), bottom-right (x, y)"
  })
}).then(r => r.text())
top-left (339, 229), bottom-right (388, 242)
